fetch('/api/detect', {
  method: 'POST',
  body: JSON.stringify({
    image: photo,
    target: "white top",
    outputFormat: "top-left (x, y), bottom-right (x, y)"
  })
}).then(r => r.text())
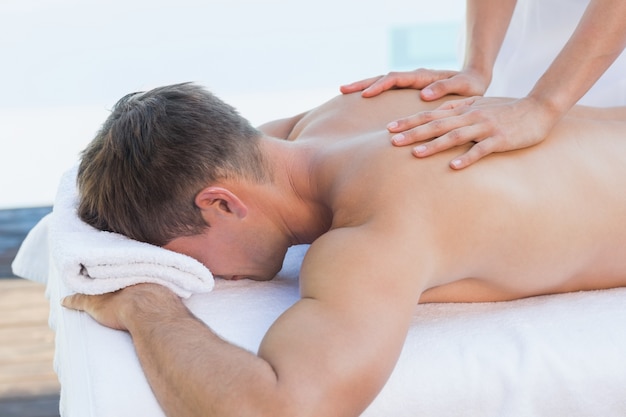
top-left (486, 0), bottom-right (626, 106)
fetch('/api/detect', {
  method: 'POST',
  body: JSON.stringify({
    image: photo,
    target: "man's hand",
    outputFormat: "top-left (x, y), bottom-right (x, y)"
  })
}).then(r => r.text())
top-left (388, 96), bottom-right (560, 169)
top-left (339, 68), bottom-right (490, 101)
top-left (62, 284), bottom-right (186, 331)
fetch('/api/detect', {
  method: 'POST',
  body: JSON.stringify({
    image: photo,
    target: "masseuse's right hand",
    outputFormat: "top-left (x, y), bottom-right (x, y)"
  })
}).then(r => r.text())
top-left (340, 68), bottom-right (490, 102)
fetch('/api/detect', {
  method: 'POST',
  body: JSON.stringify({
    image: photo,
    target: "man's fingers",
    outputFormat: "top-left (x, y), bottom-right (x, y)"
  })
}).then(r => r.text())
top-left (61, 292), bottom-right (129, 330)
top-left (62, 292), bottom-right (109, 311)
top-left (61, 294), bottom-right (86, 310)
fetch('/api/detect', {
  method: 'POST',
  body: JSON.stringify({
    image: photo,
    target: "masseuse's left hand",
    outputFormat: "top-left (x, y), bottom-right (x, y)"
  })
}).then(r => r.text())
top-left (387, 95), bottom-right (558, 169)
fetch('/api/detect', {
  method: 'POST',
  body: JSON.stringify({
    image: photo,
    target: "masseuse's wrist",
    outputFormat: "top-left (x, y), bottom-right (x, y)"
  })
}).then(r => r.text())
top-left (524, 90), bottom-right (569, 127)
top-left (459, 61), bottom-right (492, 95)
top-left (527, 76), bottom-right (579, 122)
top-left (462, 50), bottom-right (496, 86)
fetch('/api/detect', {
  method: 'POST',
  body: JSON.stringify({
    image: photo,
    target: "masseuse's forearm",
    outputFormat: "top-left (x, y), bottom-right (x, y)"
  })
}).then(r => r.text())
top-left (124, 301), bottom-right (280, 417)
top-left (462, 0), bottom-right (517, 82)
top-left (528, 0), bottom-right (626, 119)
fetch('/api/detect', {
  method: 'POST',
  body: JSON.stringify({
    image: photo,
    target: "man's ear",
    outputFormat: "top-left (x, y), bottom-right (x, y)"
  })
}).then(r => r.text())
top-left (194, 187), bottom-right (248, 219)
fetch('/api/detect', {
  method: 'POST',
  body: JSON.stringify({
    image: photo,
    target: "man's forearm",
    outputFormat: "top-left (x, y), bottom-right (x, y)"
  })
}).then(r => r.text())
top-left (528, 0), bottom-right (626, 117)
top-left (462, 0), bottom-right (517, 81)
top-left (123, 292), bottom-right (280, 417)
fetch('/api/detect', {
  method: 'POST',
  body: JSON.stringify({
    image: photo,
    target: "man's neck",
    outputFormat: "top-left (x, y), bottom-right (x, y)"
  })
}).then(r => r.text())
top-left (256, 136), bottom-right (333, 245)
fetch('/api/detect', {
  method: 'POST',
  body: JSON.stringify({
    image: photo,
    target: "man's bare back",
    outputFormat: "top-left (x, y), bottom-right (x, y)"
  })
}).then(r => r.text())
top-left (288, 90), bottom-right (626, 303)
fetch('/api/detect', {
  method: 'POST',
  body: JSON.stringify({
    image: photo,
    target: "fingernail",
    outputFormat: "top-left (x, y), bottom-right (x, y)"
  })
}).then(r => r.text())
top-left (450, 159), bottom-right (462, 169)
top-left (422, 88), bottom-right (434, 99)
top-left (415, 145), bottom-right (427, 154)
top-left (387, 121), bottom-right (398, 130)
top-left (391, 133), bottom-right (404, 144)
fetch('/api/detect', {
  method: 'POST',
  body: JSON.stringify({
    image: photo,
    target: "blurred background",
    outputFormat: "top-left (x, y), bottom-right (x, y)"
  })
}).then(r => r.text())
top-left (0, 0), bottom-right (464, 209)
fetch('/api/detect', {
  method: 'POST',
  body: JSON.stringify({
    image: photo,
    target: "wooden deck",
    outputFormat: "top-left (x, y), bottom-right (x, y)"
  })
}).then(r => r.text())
top-left (0, 206), bottom-right (61, 416)
top-left (0, 278), bottom-right (60, 417)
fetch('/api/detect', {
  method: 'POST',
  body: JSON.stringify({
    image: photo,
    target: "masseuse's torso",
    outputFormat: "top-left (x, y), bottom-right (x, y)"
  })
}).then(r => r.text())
top-left (289, 90), bottom-right (626, 303)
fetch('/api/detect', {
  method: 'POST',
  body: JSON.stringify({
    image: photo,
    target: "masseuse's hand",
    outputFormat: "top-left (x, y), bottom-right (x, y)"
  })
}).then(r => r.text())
top-left (62, 284), bottom-right (185, 331)
top-left (340, 68), bottom-right (489, 101)
top-left (388, 96), bottom-right (558, 169)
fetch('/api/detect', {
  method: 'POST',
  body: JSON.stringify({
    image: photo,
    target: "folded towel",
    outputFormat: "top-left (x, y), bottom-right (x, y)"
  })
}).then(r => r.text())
top-left (11, 213), bottom-right (52, 285)
top-left (12, 165), bottom-right (214, 298)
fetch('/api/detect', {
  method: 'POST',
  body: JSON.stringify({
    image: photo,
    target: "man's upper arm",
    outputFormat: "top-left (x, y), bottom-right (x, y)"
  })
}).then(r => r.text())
top-left (258, 227), bottom-right (425, 416)
top-left (256, 112), bottom-right (308, 140)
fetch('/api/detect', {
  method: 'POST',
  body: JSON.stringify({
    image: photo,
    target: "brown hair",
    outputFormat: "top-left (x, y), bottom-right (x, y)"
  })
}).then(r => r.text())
top-left (77, 82), bottom-right (266, 246)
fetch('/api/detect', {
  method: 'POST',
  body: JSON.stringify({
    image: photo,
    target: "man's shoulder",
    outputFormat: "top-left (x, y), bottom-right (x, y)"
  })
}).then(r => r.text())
top-left (299, 225), bottom-right (432, 303)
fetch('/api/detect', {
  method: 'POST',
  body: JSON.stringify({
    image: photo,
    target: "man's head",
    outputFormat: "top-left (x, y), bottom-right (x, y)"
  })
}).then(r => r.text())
top-left (77, 82), bottom-right (267, 246)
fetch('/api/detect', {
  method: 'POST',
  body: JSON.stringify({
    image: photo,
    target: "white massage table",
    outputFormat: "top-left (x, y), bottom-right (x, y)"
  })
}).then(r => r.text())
top-left (13, 221), bottom-right (626, 416)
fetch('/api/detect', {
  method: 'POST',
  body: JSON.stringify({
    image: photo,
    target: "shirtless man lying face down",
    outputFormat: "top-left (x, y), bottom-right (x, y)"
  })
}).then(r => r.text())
top-left (64, 83), bottom-right (626, 417)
